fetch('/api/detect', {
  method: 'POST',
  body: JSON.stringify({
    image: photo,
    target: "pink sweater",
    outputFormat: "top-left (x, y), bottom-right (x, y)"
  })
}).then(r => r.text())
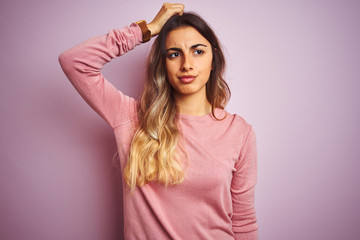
top-left (59, 23), bottom-right (258, 240)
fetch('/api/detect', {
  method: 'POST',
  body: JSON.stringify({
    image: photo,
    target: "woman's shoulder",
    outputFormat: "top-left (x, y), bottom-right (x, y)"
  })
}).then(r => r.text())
top-left (216, 108), bottom-right (252, 129)
top-left (214, 109), bottom-right (255, 156)
top-left (215, 109), bottom-right (254, 143)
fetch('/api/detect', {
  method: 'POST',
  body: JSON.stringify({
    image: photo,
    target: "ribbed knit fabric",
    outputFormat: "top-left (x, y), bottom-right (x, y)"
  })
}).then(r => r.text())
top-left (59, 23), bottom-right (258, 240)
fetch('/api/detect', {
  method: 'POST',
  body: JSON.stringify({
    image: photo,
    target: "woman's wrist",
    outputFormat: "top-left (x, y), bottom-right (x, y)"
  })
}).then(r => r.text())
top-left (136, 20), bottom-right (152, 42)
top-left (147, 22), bottom-right (158, 37)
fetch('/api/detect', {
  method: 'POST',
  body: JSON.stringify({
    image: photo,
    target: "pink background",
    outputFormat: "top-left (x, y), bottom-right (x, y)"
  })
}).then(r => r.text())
top-left (1, 0), bottom-right (359, 239)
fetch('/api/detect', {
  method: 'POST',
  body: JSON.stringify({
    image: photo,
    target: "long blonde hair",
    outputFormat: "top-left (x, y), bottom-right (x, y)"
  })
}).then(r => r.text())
top-left (124, 13), bottom-right (231, 190)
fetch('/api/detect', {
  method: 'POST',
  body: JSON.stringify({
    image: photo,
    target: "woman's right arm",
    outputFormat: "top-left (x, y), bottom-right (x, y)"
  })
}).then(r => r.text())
top-left (58, 3), bottom-right (184, 128)
top-left (58, 24), bottom-right (142, 128)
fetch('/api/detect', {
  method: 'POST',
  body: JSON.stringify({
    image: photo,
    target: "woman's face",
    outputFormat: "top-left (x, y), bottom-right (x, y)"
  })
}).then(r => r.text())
top-left (165, 26), bottom-right (213, 99)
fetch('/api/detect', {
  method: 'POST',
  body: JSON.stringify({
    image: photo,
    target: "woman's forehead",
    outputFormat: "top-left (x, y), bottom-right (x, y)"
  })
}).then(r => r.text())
top-left (165, 26), bottom-right (210, 49)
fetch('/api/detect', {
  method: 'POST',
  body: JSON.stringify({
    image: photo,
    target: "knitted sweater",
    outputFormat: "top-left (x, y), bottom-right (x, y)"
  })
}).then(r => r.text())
top-left (59, 23), bottom-right (258, 240)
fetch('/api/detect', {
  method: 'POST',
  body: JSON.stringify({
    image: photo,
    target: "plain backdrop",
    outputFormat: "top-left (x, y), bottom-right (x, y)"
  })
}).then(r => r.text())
top-left (1, 0), bottom-right (359, 239)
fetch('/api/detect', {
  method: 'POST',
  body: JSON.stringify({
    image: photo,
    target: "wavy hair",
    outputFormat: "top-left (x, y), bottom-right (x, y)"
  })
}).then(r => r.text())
top-left (124, 12), bottom-right (231, 190)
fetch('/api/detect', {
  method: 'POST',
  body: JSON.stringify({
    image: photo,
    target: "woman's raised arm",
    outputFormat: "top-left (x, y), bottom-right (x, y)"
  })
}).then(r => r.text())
top-left (58, 25), bottom-right (142, 128)
top-left (58, 3), bottom-right (184, 128)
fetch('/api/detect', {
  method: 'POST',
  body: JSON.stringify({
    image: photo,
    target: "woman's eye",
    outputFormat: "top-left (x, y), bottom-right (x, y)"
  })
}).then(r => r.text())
top-left (194, 49), bottom-right (204, 55)
top-left (168, 52), bottom-right (180, 58)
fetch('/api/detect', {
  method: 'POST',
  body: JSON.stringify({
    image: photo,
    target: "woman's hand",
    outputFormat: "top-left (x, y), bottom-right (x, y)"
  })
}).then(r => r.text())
top-left (147, 3), bottom-right (185, 37)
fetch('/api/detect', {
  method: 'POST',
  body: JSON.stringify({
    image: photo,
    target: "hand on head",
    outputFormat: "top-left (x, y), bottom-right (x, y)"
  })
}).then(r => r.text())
top-left (147, 3), bottom-right (185, 36)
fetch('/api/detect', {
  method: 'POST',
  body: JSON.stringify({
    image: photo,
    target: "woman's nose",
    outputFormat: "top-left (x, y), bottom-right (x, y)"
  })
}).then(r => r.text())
top-left (181, 54), bottom-right (193, 71)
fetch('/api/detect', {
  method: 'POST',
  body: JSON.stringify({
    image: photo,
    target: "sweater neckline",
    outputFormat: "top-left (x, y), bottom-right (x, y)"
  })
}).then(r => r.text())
top-left (176, 108), bottom-right (227, 122)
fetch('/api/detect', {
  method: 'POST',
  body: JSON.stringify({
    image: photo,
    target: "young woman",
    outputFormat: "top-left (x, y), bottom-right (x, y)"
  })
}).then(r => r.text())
top-left (59, 3), bottom-right (258, 240)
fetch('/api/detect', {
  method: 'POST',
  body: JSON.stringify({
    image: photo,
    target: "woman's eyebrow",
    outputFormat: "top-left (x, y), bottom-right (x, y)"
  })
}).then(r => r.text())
top-left (166, 44), bottom-right (208, 52)
top-left (166, 47), bottom-right (182, 52)
top-left (191, 43), bottom-right (207, 49)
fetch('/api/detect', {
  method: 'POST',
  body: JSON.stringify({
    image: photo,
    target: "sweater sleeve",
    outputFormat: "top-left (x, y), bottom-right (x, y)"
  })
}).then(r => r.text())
top-left (58, 23), bottom-right (142, 128)
top-left (231, 126), bottom-right (259, 240)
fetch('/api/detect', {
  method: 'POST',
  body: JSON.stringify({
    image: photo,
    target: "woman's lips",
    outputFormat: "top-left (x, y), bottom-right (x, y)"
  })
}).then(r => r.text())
top-left (178, 75), bottom-right (196, 84)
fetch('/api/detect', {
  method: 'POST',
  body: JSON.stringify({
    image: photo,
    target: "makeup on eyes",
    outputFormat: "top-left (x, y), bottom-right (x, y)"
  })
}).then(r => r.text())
top-left (166, 44), bottom-right (208, 59)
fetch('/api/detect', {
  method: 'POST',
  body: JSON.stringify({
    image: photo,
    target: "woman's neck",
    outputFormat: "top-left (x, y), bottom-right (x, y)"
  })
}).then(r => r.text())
top-left (174, 90), bottom-right (212, 116)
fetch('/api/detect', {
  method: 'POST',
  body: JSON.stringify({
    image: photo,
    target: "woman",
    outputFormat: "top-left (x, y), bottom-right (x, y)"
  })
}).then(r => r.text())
top-left (59, 3), bottom-right (258, 240)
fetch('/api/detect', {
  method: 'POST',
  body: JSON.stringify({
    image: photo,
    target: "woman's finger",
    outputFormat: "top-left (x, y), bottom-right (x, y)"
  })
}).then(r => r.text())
top-left (148, 3), bottom-right (185, 36)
